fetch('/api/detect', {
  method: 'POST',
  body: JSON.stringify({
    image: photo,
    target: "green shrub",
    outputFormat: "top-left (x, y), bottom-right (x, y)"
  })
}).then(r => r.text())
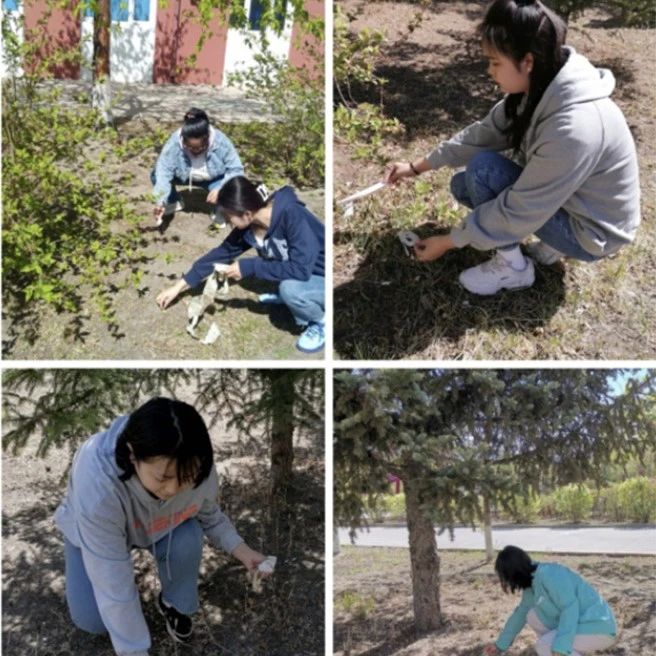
top-left (334, 103), bottom-right (404, 162)
top-left (228, 50), bottom-right (324, 189)
top-left (382, 492), bottom-right (406, 520)
top-left (503, 493), bottom-right (542, 524)
top-left (335, 590), bottom-right (376, 620)
top-left (598, 485), bottom-right (623, 521)
top-left (616, 477), bottom-right (656, 523)
top-left (553, 484), bottom-right (593, 522)
top-left (1, 34), bottom-right (145, 332)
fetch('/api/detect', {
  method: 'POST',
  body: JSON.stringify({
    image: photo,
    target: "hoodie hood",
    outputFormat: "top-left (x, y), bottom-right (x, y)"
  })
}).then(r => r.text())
top-left (265, 185), bottom-right (305, 237)
top-left (533, 46), bottom-right (615, 123)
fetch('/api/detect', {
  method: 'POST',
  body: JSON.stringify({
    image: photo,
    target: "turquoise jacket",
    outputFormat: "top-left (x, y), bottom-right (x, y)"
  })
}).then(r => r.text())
top-left (495, 562), bottom-right (617, 655)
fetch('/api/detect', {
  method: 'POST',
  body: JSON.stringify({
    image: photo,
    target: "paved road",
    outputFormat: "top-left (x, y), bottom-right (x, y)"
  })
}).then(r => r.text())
top-left (339, 525), bottom-right (656, 555)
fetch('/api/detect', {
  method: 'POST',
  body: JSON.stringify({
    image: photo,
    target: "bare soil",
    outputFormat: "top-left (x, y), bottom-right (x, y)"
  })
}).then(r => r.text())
top-left (2, 119), bottom-right (325, 361)
top-left (333, 1), bottom-right (656, 360)
top-left (2, 404), bottom-right (325, 655)
top-left (334, 546), bottom-right (656, 655)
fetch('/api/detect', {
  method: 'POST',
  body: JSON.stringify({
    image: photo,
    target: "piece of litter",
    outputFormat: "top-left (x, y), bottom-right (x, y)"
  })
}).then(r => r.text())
top-left (398, 230), bottom-right (420, 248)
top-left (200, 322), bottom-right (221, 345)
top-left (338, 181), bottom-right (386, 205)
top-left (258, 556), bottom-right (277, 574)
top-left (398, 230), bottom-right (420, 257)
top-left (343, 201), bottom-right (354, 219)
top-left (248, 555), bottom-right (277, 593)
top-left (186, 268), bottom-right (230, 343)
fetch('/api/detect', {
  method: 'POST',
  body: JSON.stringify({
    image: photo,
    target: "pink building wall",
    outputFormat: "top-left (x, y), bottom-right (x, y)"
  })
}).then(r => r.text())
top-left (23, 0), bottom-right (81, 78)
top-left (153, 0), bottom-right (229, 85)
top-left (288, 0), bottom-right (323, 76)
top-left (21, 0), bottom-right (323, 83)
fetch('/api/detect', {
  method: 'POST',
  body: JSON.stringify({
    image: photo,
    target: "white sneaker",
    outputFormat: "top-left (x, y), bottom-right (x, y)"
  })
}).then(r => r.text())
top-left (525, 240), bottom-right (564, 265)
top-left (210, 209), bottom-right (226, 227)
top-left (164, 199), bottom-right (184, 216)
top-left (459, 252), bottom-right (535, 295)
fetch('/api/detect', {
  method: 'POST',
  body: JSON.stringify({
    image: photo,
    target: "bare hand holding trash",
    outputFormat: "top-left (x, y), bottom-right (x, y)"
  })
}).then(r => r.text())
top-left (224, 261), bottom-right (242, 281)
top-left (383, 157), bottom-right (431, 184)
top-left (414, 235), bottom-right (456, 261)
top-left (232, 543), bottom-right (276, 592)
top-left (206, 187), bottom-right (220, 204)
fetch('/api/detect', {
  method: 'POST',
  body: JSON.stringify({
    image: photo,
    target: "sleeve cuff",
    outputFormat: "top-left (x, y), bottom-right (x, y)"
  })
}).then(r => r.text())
top-left (449, 225), bottom-right (471, 248)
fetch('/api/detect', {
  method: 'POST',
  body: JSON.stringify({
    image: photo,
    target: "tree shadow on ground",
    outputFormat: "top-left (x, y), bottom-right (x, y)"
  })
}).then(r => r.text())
top-left (348, 30), bottom-right (497, 142)
top-left (2, 463), bottom-right (324, 656)
top-left (333, 223), bottom-right (566, 359)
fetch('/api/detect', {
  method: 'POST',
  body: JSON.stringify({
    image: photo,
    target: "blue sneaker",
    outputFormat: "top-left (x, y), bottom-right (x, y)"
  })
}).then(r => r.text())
top-left (258, 293), bottom-right (285, 304)
top-left (296, 322), bottom-right (325, 353)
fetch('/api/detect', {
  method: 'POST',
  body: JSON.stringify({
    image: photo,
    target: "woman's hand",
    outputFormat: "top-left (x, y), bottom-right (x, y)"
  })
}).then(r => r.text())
top-left (483, 644), bottom-right (500, 656)
top-left (206, 188), bottom-right (220, 204)
top-left (414, 235), bottom-right (456, 262)
top-left (232, 543), bottom-right (268, 574)
top-left (156, 279), bottom-right (189, 309)
top-left (383, 161), bottom-right (414, 184)
top-left (153, 205), bottom-right (165, 224)
top-left (225, 261), bottom-right (242, 281)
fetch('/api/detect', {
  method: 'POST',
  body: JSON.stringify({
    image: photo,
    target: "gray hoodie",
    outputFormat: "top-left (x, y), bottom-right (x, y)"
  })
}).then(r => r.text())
top-left (426, 46), bottom-right (640, 256)
top-left (54, 415), bottom-right (244, 656)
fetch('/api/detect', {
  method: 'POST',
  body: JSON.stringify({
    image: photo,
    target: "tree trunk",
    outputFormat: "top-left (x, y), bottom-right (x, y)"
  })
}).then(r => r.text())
top-left (268, 370), bottom-right (296, 508)
top-left (404, 475), bottom-right (442, 631)
top-left (92, 0), bottom-right (112, 124)
top-left (483, 495), bottom-right (494, 563)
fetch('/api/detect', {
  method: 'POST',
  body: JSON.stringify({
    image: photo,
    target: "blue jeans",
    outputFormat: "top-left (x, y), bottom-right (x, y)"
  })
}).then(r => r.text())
top-left (150, 169), bottom-right (224, 204)
top-left (64, 518), bottom-right (204, 634)
top-left (449, 151), bottom-right (601, 261)
top-left (278, 275), bottom-right (325, 326)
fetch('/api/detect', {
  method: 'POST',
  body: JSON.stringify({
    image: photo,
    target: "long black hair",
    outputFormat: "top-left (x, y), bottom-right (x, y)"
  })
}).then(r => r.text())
top-left (181, 107), bottom-right (210, 140)
top-left (479, 0), bottom-right (568, 152)
top-left (216, 175), bottom-right (270, 217)
top-left (115, 397), bottom-right (214, 487)
top-left (495, 545), bottom-right (538, 593)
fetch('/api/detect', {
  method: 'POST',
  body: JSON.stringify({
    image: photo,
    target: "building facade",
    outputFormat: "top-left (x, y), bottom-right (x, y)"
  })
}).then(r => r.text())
top-left (1, 0), bottom-right (323, 85)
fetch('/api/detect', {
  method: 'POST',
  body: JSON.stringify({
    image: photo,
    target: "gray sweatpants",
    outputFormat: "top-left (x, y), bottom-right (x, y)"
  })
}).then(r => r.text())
top-left (527, 609), bottom-right (616, 656)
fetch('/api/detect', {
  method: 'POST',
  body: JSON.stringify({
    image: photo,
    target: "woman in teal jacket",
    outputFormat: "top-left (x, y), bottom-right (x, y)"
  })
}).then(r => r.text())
top-left (484, 546), bottom-right (617, 656)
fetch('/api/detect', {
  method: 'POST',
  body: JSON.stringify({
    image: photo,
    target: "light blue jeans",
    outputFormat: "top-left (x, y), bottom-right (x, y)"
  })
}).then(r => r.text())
top-left (150, 169), bottom-right (224, 204)
top-left (449, 151), bottom-right (602, 261)
top-left (64, 518), bottom-right (204, 634)
top-left (279, 274), bottom-right (325, 326)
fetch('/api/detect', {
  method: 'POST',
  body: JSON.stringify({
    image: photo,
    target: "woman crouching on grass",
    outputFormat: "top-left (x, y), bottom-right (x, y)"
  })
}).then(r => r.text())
top-left (384, 0), bottom-right (640, 296)
top-left (156, 175), bottom-right (326, 353)
top-left (483, 546), bottom-right (617, 656)
top-left (55, 397), bottom-right (269, 656)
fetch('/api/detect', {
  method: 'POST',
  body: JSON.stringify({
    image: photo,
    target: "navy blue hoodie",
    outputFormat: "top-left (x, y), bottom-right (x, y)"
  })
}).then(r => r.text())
top-left (183, 186), bottom-right (324, 289)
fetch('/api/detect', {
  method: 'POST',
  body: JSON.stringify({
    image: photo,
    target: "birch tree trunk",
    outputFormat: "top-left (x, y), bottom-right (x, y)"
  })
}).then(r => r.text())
top-left (92, 0), bottom-right (112, 125)
top-left (483, 495), bottom-right (494, 563)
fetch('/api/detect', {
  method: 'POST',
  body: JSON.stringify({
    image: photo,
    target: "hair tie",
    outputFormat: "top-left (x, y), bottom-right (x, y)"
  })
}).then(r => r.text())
top-left (517, 0), bottom-right (537, 6)
top-left (256, 183), bottom-right (269, 202)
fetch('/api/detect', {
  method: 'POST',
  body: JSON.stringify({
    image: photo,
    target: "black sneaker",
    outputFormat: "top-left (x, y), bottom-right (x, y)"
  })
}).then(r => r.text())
top-left (157, 593), bottom-right (192, 643)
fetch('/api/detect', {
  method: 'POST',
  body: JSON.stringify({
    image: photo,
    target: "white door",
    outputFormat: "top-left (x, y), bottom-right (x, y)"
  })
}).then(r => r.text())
top-left (223, 0), bottom-right (293, 82)
top-left (81, 0), bottom-right (157, 83)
